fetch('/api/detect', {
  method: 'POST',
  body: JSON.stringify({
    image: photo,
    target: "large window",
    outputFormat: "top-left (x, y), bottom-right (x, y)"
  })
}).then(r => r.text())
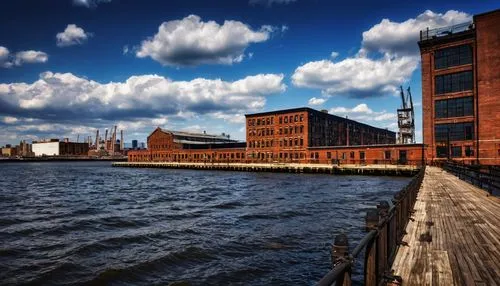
top-left (465, 146), bottom-right (474, 157)
top-left (451, 146), bottom-right (462, 158)
top-left (434, 45), bottom-right (472, 70)
top-left (435, 96), bottom-right (474, 118)
top-left (435, 122), bottom-right (474, 142)
top-left (436, 146), bottom-right (448, 158)
top-left (435, 71), bottom-right (473, 95)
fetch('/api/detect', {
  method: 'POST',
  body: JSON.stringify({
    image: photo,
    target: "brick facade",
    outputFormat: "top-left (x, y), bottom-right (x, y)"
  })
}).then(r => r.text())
top-left (475, 10), bottom-right (500, 165)
top-left (419, 9), bottom-right (500, 165)
top-left (245, 108), bottom-right (395, 163)
top-left (308, 144), bottom-right (424, 165)
top-left (128, 108), bottom-right (425, 165)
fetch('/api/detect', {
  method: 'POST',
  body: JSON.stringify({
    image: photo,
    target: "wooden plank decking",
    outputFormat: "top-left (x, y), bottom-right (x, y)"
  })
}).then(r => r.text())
top-left (392, 166), bottom-right (500, 285)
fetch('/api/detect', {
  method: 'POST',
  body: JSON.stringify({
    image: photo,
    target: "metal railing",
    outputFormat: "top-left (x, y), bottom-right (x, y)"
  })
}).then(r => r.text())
top-left (420, 21), bottom-right (473, 41)
top-left (318, 166), bottom-right (426, 286)
top-left (442, 161), bottom-right (500, 195)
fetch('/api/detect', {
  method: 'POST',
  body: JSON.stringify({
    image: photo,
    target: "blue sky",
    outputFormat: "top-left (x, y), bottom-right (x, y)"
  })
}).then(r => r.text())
top-left (0, 0), bottom-right (497, 146)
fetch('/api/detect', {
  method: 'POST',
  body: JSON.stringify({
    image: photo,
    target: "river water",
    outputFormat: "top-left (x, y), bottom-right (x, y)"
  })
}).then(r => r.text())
top-left (0, 162), bottom-right (410, 286)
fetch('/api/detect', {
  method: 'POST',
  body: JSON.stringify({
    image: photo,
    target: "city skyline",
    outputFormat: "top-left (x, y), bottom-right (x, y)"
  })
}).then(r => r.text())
top-left (0, 0), bottom-right (497, 146)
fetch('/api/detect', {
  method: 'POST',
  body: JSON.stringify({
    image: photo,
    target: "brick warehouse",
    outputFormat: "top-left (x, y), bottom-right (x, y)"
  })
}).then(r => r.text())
top-left (128, 107), bottom-right (425, 165)
top-left (245, 107), bottom-right (396, 163)
top-left (419, 9), bottom-right (500, 165)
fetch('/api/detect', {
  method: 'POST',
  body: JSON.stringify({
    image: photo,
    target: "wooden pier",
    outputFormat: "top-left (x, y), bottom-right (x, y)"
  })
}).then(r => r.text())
top-left (391, 166), bottom-right (500, 285)
top-left (112, 161), bottom-right (419, 176)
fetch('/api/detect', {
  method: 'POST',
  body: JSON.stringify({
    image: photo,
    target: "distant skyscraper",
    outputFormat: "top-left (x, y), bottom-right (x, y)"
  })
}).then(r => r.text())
top-left (132, 140), bottom-right (138, 149)
top-left (140, 142), bottom-right (146, 149)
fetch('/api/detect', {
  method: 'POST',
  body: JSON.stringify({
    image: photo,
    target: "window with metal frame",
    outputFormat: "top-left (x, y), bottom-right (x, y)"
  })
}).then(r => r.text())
top-left (434, 45), bottom-right (472, 70)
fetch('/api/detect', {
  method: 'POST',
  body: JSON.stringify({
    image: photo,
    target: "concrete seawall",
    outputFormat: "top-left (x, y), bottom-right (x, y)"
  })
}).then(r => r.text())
top-left (112, 162), bottom-right (420, 176)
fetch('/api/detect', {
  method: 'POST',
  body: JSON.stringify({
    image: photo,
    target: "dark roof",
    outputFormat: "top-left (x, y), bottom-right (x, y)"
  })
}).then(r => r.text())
top-left (149, 128), bottom-right (237, 142)
top-left (245, 107), bottom-right (312, 117)
top-left (246, 107), bottom-right (395, 134)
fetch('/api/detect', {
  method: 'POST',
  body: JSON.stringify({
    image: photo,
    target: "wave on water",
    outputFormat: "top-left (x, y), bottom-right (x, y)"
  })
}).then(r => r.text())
top-left (0, 162), bottom-right (409, 285)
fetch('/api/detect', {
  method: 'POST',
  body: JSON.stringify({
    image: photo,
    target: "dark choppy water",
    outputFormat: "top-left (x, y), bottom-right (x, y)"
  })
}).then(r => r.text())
top-left (0, 162), bottom-right (410, 286)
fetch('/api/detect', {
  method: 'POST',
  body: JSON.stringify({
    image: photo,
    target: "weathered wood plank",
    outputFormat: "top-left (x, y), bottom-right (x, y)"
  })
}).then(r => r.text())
top-left (391, 166), bottom-right (500, 285)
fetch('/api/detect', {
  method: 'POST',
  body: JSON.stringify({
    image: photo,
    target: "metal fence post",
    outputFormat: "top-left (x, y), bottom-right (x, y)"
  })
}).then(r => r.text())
top-left (365, 209), bottom-right (379, 286)
top-left (332, 233), bottom-right (351, 286)
top-left (377, 202), bottom-right (389, 280)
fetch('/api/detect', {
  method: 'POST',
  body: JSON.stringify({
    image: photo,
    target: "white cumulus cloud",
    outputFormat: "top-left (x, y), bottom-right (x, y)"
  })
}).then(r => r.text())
top-left (292, 10), bottom-right (470, 98)
top-left (361, 10), bottom-right (471, 56)
top-left (1, 47), bottom-right (48, 68)
top-left (56, 24), bottom-right (92, 47)
top-left (136, 15), bottom-right (273, 66)
top-left (330, 103), bottom-right (396, 129)
top-left (292, 55), bottom-right (418, 98)
top-left (0, 71), bottom-right (286, 122)
top-left (73, 0), bottom-right (111, 8)
top-left (14, 51), bottom-right (49, 66)
top-left (2, 116), bottom-right (18, 124)
top-left (151, 118), bottom-right (168, 126)
top-left (0, 46), bottom-right (12, 68)
top-left (308, 97), bottom-right (326, 106)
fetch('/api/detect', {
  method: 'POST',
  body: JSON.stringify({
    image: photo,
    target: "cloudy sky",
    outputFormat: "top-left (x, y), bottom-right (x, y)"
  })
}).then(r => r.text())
top-left (0, 0), bottom-right (496, 146)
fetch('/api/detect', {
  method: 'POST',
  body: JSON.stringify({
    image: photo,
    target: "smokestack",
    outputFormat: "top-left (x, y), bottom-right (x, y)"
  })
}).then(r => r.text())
top-left (104, 129), bottom-right (108, 151)
top-left (112, 126), bottom-right (117, 154)
top-left (95, 129), bottom-right (99, 149)
top-left (120, 130), bottom-right (124, 151)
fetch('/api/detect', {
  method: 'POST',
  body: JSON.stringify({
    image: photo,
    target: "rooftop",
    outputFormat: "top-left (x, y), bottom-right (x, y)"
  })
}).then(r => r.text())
top-left (419, 21), bottom-right (474, 42)
top-left (155, 128), bottom-right (238, 142)
top-left (246, 107), bottom-right (395, 134)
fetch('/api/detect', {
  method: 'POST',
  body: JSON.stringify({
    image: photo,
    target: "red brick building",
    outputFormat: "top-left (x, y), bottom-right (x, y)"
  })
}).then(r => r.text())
top-left (309, 144), bottom-right (424, 165)
top-left (419, 9), bottom-right (500, 165)
top-left (128, 128), bottom-right (246, 163)
top-left (129, 108), bottom-right (425, 165)
top-left (245, 107), bottom-right (395, 163)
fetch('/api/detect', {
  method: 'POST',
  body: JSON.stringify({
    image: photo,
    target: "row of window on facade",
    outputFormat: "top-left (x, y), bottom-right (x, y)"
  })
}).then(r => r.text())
top-left (436, 145), bottom-right (474, 158)
top-left (150, 152), bottom-right (248, 160)
top-left (435, 70), bottom-right (473, 95)
top-left (137, 149), bottom-right (408, 162)
top-left (248, 137), bottom-right (305, 148)
top-left (434, 122), bottom-right (474, 142)
top-left (150, 144), bottom-right (173, 150)
top-left (248, 125), bottom-right (305, 137)
top-left (435, 96), bottom-right (473, 118)
top-left (250, 150), bottom-right (402, 161)
top-left (434, 44), bottom-right (472, 70)
top-left (248, 114), bottom-right (305, 127)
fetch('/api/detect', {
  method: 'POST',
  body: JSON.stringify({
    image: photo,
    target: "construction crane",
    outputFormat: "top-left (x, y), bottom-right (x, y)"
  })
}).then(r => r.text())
top-left (397, 86), bottom-right (416, 144)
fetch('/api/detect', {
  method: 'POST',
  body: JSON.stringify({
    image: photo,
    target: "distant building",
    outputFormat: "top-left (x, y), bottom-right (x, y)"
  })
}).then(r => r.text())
top-left (245, 107), bottom-right (396, 162)
top-left (1, 145), bottom-right (17, 157)
top-left (419, 9), bottom-right (500, 165)
top-left (128, 108), bottom-right (424, 165)
top-left (18, 140), bottom-right (33, 157)
top-left (132, 140), bottom-right (138, 149)
top-left (32, 139), bottom-right (89, 157)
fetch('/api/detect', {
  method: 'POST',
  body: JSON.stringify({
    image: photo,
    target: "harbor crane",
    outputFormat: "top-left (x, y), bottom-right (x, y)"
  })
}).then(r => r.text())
top-left (397, 86), bottom-right (416, 144)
